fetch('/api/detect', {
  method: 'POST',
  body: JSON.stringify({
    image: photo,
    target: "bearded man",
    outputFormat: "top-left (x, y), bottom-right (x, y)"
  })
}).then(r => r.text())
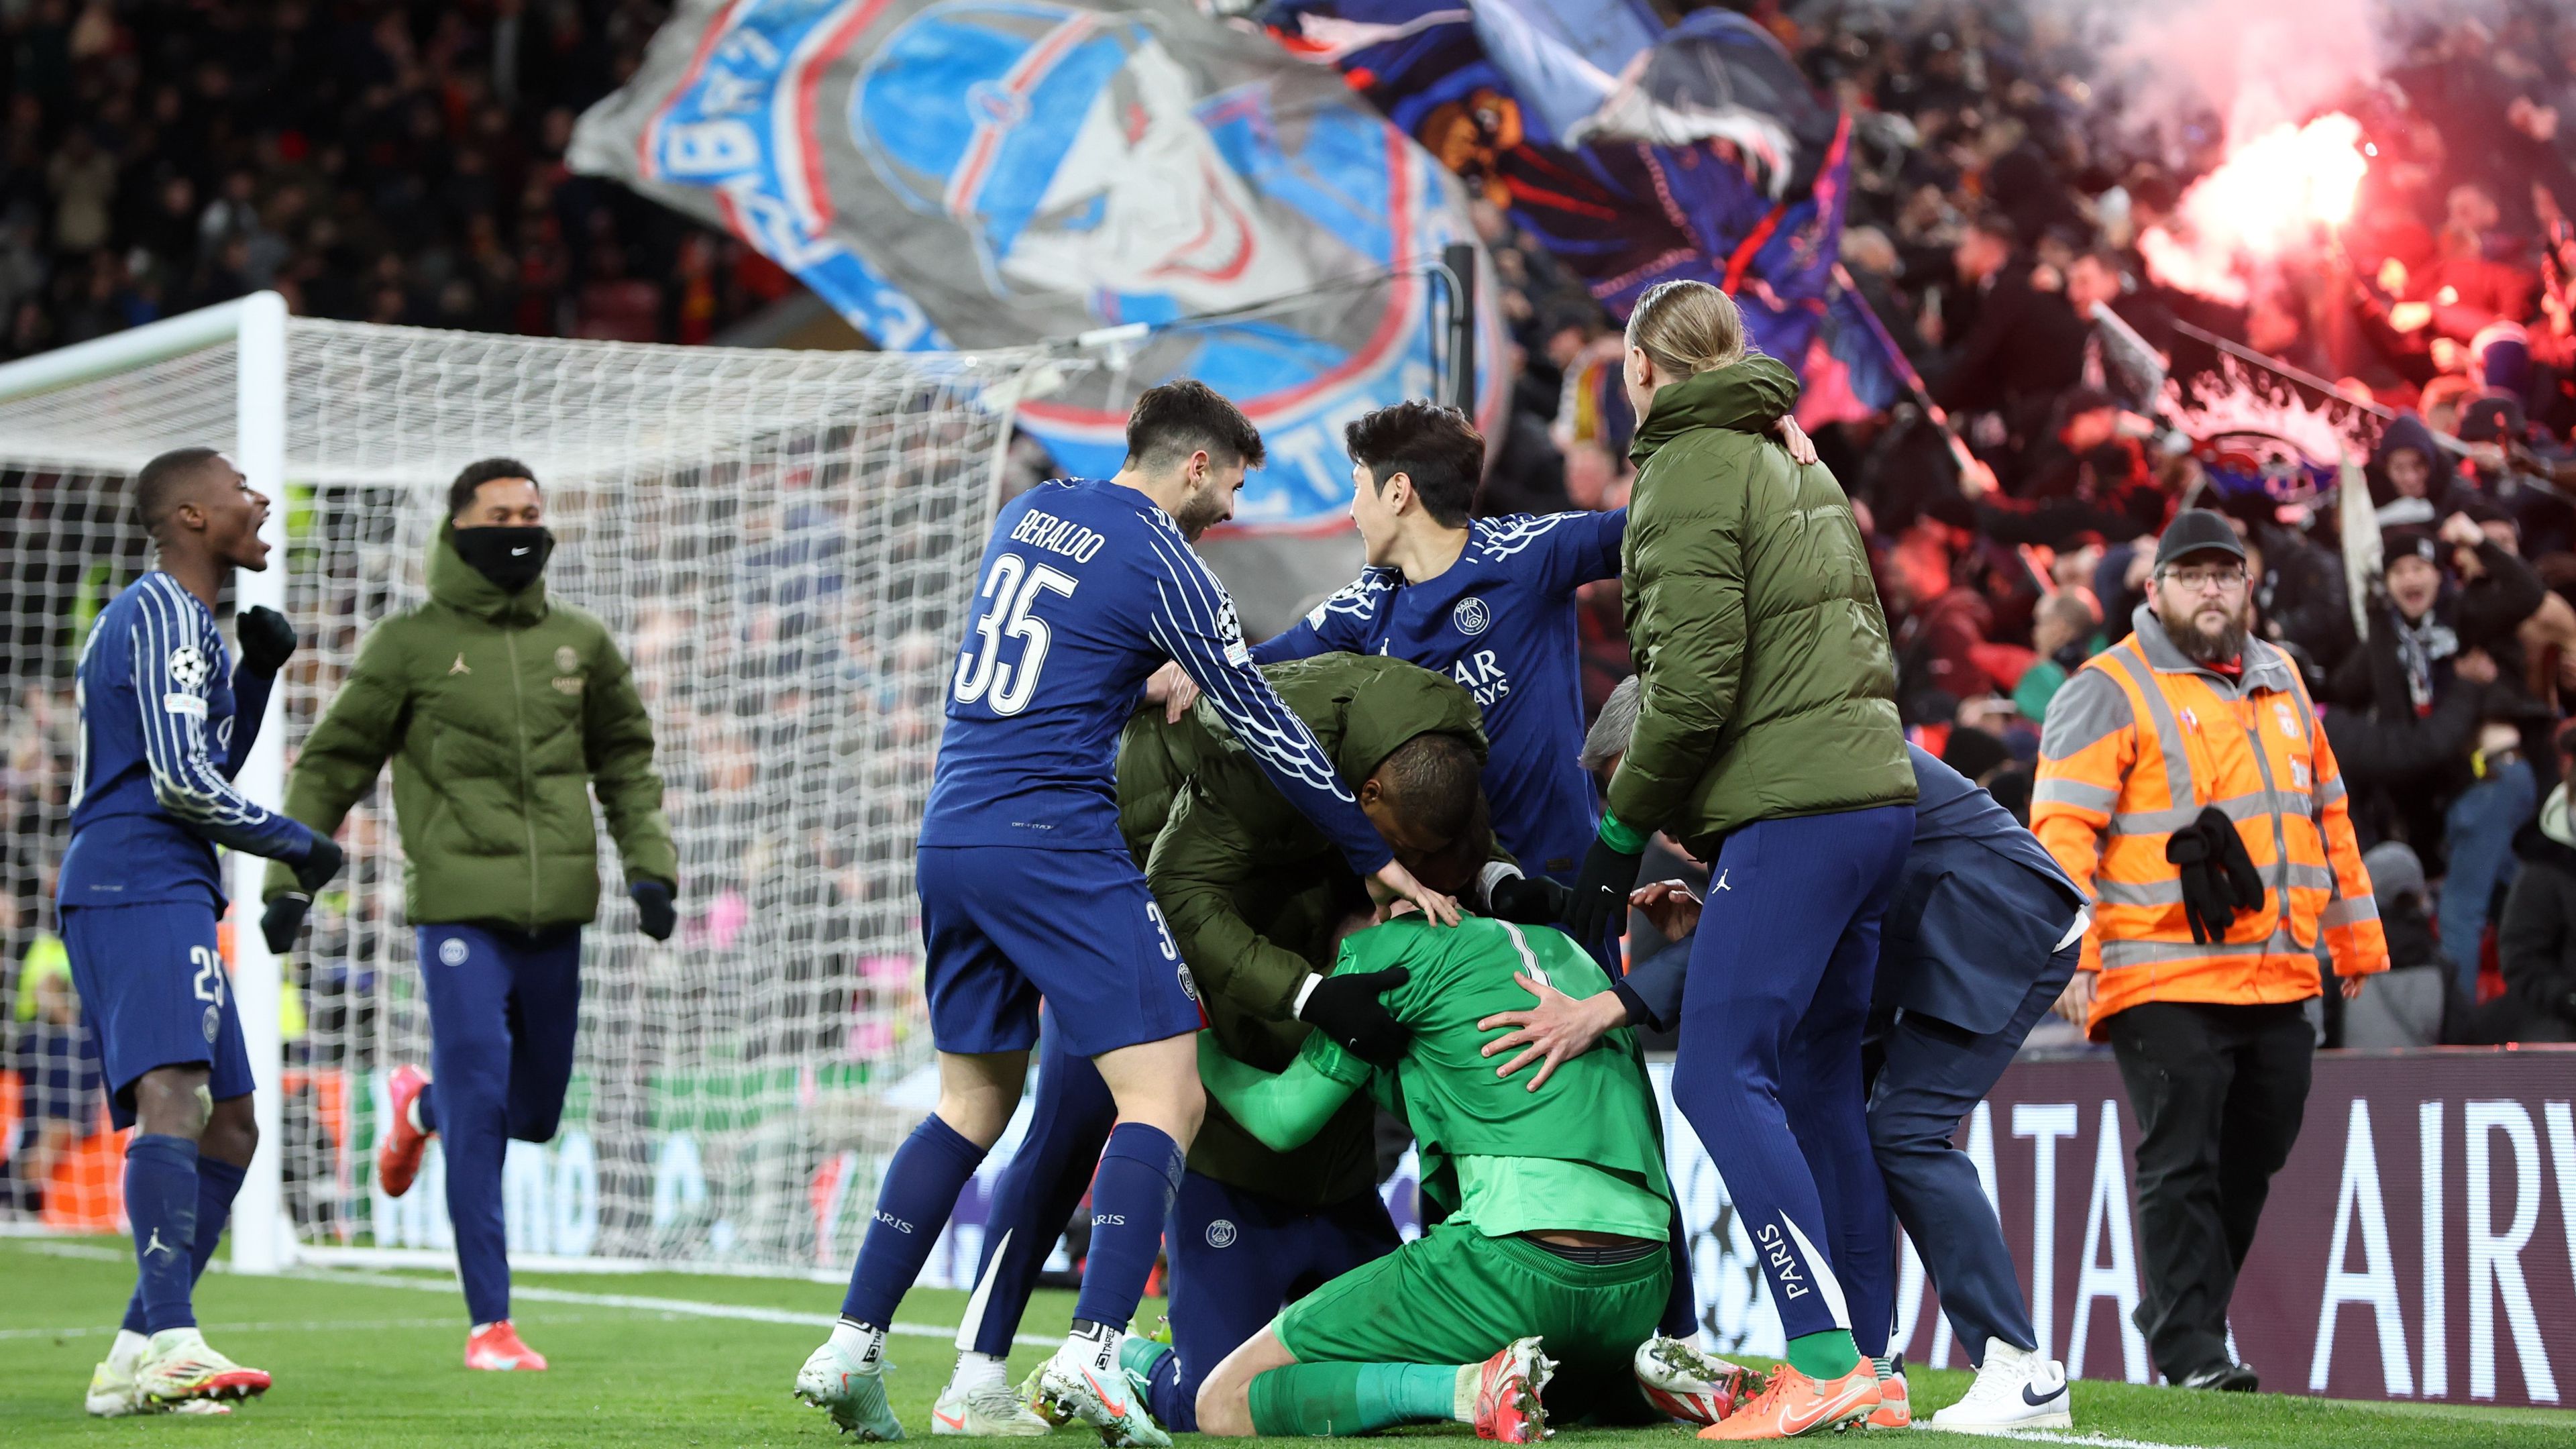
top-left (2031, 508), bottom-right (2386, 1392)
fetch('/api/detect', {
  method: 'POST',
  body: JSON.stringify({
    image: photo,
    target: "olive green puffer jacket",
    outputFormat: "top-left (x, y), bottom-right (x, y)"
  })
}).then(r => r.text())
top-left (262, 521), bottom-right (676, 929)
top-left (1116, 653), bottom-right (1490, 1206)
top-left (1607, 356), bottom-right (1914, 857)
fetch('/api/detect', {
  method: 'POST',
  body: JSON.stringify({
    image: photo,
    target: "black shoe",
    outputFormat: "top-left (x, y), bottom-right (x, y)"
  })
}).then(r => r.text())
top-left (2176, 1362), bottom-right (2259, 1392)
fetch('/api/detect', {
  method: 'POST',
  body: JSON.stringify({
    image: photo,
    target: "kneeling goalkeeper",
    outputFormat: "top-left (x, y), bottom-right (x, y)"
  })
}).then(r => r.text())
top-left (1183, 910), bottom-right (1693, 1442)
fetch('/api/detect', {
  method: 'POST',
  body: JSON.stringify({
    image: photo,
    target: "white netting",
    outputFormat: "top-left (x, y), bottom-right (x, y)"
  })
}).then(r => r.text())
top-left (0, 316), bottom-right (1061, 1273)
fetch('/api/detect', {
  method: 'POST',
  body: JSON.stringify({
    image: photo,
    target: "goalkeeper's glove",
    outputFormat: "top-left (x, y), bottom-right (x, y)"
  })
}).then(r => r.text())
top-left (1295, 967), bottom-right (1411, 1066)
top-left (631, 880), bottom-right (678, 942)
top-left (235, 604), bottom-right (298, 676)
top-left (1486, 871), bottom-right (1571, 925)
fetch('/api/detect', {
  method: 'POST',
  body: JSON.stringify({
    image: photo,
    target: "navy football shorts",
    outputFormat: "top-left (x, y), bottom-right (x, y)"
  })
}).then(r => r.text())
top-left (918, 845), bottom-right (1202, 1059)
top-left (61, 902), bottom-right (254, 1130)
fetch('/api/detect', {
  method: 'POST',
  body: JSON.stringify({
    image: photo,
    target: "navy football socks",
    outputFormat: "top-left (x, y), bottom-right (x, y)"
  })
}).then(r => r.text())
top-left (121, 1154), bottom-right (246, 1336)
top-left (1070, 1122), bottom-right (1184, 1332)
top-left (841, 1115), bottom-right (987, 1327)
top-left (124, 1134), bottom-right (202, 1335)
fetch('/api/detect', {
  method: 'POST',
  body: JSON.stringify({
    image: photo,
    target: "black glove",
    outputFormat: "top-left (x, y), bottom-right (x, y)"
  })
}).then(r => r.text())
top-left (260, 894), bottom-right (312, 955)
top-left (2164, 808), bottom-right (2265, 945)
top-left (1487, 871), bottom-right (1571, 924)
top-left (1297, 967), bottom-right (1411, 1066)
top-left (632, 880), bottom-right (678, 942)
top-left (1564, 837), bottom-right (1646, 944)
top-left (294, 833), bottom-right (345, 894)
top-left (235, 605), bottom-right (298, 676)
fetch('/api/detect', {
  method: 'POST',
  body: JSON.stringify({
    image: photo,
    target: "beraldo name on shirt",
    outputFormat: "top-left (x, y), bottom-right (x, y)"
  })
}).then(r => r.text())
top-left (1008, 508), bottom-right (1107, 564)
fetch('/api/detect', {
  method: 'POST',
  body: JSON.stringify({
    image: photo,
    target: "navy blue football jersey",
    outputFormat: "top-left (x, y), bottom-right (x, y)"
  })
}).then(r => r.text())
top-left (59, 572), bottom-right (314, 910)
top-left (1254, 510), bottom-right (1623, 877)
top-left (921, 478), bottom-right (1389, 873)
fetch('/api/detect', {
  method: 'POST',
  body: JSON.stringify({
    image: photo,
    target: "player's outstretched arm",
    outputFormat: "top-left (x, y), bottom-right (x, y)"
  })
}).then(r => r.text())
top-left (130, 579), bottom-right (317, 865)
top-left (1140, 535), bottom-right (1386, 861)
top-left (1193, 1031), bottom-right (1357, 1153)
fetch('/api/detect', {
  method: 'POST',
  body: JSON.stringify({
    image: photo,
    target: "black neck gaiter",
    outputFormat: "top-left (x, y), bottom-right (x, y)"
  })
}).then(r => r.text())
top-left (452, 526), bottom-right (555, 595)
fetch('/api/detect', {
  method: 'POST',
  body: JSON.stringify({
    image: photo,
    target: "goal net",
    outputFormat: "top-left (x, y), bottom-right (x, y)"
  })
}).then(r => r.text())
top-left (0, 300), bottom-right (1064, 1281)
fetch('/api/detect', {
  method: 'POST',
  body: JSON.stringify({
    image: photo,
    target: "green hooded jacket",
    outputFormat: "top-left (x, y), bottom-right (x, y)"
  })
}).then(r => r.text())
top-left (262, 521), bottom-right (676, 929)
top-left (1116, 653), bottom-right (1491, 1205)
top-left (1609, 356), bottom-right (1913, 856)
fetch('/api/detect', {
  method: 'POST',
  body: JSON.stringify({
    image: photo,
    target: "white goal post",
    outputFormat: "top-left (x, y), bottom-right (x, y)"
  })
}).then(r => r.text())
top-left (0, 294), bottom-right (1059, 1278)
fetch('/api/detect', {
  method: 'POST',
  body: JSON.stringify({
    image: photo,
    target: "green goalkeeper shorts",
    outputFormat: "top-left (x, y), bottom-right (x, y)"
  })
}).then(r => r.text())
top-left (1275, 1220), bottom-right (1670, 1400)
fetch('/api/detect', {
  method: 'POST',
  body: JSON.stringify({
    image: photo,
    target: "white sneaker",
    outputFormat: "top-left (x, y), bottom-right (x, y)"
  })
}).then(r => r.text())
top-left (932, 1378), bottom-right (1054, 1436)
top-left (1631, 1334), bottom-right (1766, 1425)
top-left (1034, 1327), bottom-right (1168, 1448)
top-left (796, 1323), bottom-right (906, 1440)
top-left (1927, 1338), bottom-right (2072, 1433)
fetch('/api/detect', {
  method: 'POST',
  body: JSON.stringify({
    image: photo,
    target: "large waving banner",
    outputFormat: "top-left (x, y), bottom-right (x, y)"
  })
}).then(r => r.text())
top-left (571, 0), bottom-right (1505, 529)
top-left (1260, 2), bottom-right (1865, 380)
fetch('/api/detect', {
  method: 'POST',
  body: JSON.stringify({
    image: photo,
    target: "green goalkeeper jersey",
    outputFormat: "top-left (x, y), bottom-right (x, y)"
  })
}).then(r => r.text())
top-left (1203, 914), bottom-right (1670, 1241)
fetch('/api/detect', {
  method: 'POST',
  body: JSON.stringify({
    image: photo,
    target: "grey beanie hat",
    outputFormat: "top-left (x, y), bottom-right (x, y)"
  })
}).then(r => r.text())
top-left (2363, 841), bottom-right (2426, 907)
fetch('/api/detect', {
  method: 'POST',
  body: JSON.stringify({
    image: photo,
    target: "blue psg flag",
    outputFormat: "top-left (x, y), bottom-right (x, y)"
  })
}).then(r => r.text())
top-left (571, 0), bottom-right (1507, 530)
top-left (1260, 1), bottom-right (1866, 375)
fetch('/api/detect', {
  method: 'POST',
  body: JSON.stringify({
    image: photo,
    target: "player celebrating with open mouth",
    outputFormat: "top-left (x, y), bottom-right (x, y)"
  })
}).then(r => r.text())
top-left (61, 447), bottom-right (344, 1417)
top-left (794, 380), bottom-right (1454, 1445)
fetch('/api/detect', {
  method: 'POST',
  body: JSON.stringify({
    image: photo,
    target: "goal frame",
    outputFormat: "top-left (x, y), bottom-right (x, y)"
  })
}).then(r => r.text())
top-left (0, 291), bottom-right (294, 1273)
top-left (0, 292), bottom-right (1058, 1279)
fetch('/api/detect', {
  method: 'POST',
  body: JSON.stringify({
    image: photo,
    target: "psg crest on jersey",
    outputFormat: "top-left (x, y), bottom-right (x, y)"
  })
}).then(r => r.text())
top-left (572, 0), bottom-right (1507, 530)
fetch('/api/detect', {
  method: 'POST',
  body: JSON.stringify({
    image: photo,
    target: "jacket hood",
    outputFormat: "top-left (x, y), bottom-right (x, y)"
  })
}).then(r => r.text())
top-left (1328, 655), bottom-right (1489, 784)
top-left (2367, 412), bottom-right (2442, 508)
top-left (429, 519), bottom-right (549, 625)
top-left (1629, 353), bottom-right (1800, 466)
top-left (2542, 782), bottom-right (2576, 851)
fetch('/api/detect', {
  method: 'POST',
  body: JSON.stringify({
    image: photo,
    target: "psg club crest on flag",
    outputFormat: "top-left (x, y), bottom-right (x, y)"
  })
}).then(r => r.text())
top-left (572, 0), bottom-right (1507, 531)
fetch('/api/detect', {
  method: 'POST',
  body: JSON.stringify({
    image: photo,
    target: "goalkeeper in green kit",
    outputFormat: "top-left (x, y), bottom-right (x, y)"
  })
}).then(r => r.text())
top-left (1185, 910), bottom-right (1746, 1442)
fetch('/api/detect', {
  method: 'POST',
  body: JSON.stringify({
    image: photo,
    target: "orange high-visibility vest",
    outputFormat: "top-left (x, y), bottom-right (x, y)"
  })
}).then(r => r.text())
top-left (2032, 610), bottom-right (2387, 1038)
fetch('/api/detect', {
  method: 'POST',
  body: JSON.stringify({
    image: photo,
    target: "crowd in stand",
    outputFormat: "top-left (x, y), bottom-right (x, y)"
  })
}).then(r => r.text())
top-left (1472, 3), bottom-right (2576, 1051)
top-left (13, 0), bottom-right (2576, 1061)
top-left (0, 1), bottom-right (790, 356)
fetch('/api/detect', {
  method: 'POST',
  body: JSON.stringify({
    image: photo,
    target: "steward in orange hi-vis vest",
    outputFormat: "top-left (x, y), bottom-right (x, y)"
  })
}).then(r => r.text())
top-left (2033, 604), bottom-right (2389, 1039)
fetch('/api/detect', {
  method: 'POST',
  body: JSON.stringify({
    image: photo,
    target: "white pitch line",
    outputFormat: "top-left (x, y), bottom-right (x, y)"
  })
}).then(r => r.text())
top-left (287, 1265), bottom-right (1060, 1347)
top-left (8, 1239), bottom-right (1057, 1349)
top-left (0, 1316), bottom-right (554, 1341)
top-left (1998, 1423), bottom-right (2225, 1433)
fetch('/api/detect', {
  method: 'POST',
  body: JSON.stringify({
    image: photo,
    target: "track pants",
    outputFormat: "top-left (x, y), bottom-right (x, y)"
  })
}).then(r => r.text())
top-left (416, 922), bottom-right (583, 1327)
top-left (1666, 804), bottom-right (1912, 1344)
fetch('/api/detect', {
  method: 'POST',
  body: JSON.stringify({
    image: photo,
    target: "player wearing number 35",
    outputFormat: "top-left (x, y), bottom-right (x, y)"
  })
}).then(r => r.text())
top-left (258, 458), bottom-right (678, 1372)
top-left (60, 447), bottom-right (343, 1415)
top-left (795, 381), bottom-right (1456, 1445)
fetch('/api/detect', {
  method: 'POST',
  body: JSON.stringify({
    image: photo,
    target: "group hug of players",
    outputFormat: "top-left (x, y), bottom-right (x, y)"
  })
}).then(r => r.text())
top-left (60, 279), bottom-right (2088, 1440)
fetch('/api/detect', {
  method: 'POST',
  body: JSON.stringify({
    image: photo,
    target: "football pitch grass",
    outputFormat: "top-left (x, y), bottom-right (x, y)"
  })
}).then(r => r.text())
top-left (3, 1237), bottom-right (2568, 1448)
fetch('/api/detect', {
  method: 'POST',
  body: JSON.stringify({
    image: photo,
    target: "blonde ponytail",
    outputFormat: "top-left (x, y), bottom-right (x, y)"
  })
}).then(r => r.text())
top-left (1624, 280), bottom-right (1748, 381)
